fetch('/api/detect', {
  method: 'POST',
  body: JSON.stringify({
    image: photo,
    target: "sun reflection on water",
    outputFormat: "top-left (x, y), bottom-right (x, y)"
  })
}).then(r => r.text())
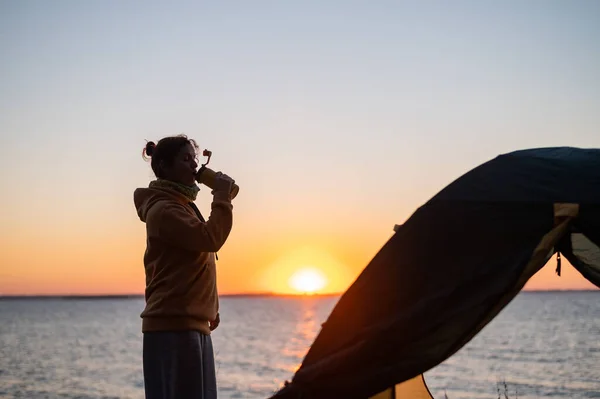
top-left (278, 298), bottom-right (322, 373)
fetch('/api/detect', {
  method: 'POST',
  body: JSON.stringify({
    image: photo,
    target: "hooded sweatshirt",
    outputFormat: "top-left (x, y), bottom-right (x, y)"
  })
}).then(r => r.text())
top-left (133, 185), bottom-right (233, 335)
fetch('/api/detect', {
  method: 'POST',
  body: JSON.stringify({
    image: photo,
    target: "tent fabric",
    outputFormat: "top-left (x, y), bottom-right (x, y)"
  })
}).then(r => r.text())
top-left (560, 232), bottom-right (600, 284)
top-left (571, 234), bottom-right (600, 272)
top-left (269, 147), bottom-right (600, 399)
top-left (432, 147), bottom-right (600, 204)
top-left (368, 375), bottom-right (434, 399)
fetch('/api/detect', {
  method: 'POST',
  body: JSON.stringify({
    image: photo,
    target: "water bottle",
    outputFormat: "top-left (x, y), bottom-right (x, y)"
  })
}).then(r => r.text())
top-left (196, 165), bottom-right (239, 199)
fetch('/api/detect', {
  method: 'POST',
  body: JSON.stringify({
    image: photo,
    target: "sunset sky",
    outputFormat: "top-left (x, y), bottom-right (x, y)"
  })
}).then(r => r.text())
top-left (1, 1), bottom-right (599, 296)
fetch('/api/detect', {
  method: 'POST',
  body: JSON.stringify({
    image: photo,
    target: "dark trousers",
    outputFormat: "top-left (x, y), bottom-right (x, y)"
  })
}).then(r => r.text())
top-left (143, 331), bottom-right (217, 399)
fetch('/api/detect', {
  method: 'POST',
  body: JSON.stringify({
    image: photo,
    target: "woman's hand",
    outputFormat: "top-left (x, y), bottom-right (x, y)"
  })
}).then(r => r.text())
top-left (209, 312), bottom-right (220, 331)
top-left (213, 172), bottom-right (235, 193)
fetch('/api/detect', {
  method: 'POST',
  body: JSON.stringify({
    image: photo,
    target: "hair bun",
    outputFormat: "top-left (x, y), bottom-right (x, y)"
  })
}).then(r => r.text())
top-left (145, 141), bottom-right (156, 157)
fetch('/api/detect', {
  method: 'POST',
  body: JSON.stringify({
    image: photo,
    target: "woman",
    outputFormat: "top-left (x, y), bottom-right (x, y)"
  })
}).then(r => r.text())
top-left (133, 135), bottom-right (235, 399)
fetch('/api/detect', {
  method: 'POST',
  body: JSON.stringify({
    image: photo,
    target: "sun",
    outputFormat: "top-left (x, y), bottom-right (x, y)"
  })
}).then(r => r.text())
top-left (288, 268), bottom-right (328, 294)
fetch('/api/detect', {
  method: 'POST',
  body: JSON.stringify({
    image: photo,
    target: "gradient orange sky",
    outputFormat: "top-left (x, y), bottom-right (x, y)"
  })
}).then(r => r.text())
top-left (1, 2), bottom-right (599, 295)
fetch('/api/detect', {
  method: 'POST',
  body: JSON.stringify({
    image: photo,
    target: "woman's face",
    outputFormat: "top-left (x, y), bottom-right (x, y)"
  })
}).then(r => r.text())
top-left (161, 143), bottom-right (198, 186)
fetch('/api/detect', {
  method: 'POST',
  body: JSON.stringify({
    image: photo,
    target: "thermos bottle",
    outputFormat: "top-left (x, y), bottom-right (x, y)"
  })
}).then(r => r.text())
top-left (195, 161), bottom-right (239, 200)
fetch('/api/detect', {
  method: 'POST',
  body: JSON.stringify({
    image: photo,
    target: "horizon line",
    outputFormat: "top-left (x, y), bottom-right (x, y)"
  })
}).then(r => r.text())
top-left (0, 288), bottom-right (598, 300)
top-left (0, 292), bottom-right (340, 299)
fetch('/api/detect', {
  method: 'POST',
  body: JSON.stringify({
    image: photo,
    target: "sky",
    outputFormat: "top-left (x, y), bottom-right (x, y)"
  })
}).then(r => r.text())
top-left (1, 0), bottom-right (599, 295)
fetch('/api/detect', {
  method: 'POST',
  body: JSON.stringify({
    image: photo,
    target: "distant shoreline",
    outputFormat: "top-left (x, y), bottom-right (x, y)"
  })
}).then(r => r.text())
top-left (0, 292), bottom-right (341, 300)
top-left (0, 290), bottom-right (597, 300)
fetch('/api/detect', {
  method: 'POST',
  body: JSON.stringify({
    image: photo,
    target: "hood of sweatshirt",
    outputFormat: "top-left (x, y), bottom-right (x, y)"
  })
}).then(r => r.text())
top-left (134, 187), bottom-right (187, 223)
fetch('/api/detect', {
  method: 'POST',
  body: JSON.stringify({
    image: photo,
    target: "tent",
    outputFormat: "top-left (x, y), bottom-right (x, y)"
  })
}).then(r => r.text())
top-left (268, 147), bottom-right (600, 399)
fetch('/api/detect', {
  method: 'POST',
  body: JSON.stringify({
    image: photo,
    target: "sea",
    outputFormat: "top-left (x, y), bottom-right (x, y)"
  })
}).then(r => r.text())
top-left (1, 291), bottom-right (599, 399)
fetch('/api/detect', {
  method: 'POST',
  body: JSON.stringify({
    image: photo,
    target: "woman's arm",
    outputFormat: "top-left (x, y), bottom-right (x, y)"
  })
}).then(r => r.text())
top-left (148, 193), bottom-right (233, 252)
